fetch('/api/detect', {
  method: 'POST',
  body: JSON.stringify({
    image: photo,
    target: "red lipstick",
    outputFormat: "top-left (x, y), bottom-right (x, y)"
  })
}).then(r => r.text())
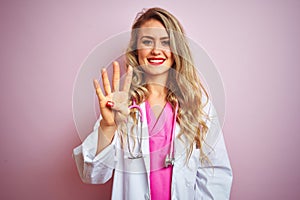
top-left (147, 57), bottom-right (166, 65)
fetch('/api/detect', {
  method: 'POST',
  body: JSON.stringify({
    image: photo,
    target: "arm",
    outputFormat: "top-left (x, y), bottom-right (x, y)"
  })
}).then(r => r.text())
top-left (93, 62), bottom-right (132, 154)
top-left (96, 120), bottom-right (116, 155)
top-left (72, 61), bottom-right (133, 184)
top-left (195, 101), bottom-right (233, 199)
top-left (72, 118), bottom-right (117, 184)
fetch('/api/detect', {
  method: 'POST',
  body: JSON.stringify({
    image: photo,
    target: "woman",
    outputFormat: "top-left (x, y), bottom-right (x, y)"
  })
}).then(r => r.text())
top-left (73, 7), bottom-right (232, 200)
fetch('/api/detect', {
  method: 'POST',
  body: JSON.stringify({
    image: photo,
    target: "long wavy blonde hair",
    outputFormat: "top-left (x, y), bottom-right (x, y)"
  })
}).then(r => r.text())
top-left (125, 7), bottom-right (210, 161)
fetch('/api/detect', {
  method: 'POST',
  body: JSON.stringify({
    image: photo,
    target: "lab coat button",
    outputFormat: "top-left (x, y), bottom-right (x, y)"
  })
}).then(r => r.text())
top-left (185, 180), bottom-right (192, 187)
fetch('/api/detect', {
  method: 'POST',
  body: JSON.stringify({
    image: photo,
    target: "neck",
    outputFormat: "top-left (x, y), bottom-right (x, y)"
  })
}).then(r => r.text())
top-left (144, 71), bottom-right (170, 104)
top-left (146, 83), bottom-right (168, 97)
top-left (146, 83), bottom-right (168, 111)
top-left (145, 71), bottom-right (169, 89)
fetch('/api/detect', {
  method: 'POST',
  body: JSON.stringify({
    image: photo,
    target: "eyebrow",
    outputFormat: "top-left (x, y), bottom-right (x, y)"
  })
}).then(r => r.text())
top-left (140, 36), bottom-right (170, 40)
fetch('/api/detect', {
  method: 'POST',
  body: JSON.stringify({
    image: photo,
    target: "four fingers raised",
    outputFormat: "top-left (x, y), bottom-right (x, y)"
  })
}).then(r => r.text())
top-left (94, 62), bottom-right (133, 105)
top-left (93, 62), bottom-right (133, 126)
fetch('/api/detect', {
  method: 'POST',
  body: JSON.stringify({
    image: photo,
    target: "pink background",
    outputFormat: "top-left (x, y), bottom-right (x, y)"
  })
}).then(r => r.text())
top-left (1, 0), bottom-right (300, 199)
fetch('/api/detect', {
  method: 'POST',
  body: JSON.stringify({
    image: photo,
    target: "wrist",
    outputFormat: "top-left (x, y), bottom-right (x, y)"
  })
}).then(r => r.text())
top-left (100, 119), bottom-right (115, 127)
top-left (100, 120), bottom-right (117, 131)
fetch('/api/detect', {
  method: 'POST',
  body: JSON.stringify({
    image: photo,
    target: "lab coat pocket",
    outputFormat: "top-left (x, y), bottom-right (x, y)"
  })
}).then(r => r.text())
top-left (122, 156), bottom-right (147, 173)
top-left (172, 149), bottom-right (200, 199)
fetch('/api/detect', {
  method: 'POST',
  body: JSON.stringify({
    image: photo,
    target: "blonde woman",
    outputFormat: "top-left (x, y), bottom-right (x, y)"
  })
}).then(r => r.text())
top-left (73, 7), bottom-right (232, 200)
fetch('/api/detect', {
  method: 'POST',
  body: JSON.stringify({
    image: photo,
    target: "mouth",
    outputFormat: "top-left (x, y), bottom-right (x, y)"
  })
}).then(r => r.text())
top-left (147, 58), bottom-right (166, 65)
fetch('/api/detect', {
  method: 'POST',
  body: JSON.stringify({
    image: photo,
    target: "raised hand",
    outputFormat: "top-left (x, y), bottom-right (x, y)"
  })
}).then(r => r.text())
top-left (93, 61), bottom-right (133, 128)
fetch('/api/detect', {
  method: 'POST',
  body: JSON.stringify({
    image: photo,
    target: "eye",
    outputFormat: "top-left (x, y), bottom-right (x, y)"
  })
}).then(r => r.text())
top-left (141, 39), bottom-right (153, 46)
top-left (161, 40), bottom-right (170, 47)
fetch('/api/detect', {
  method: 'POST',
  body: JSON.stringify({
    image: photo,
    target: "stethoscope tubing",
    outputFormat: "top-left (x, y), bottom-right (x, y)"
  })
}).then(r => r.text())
top-left (121, 99), bottom-right (178, 167)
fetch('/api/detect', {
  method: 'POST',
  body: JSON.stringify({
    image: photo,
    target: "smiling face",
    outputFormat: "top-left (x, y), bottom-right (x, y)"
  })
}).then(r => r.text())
top-left (137, 19), bottom-right (174, 78)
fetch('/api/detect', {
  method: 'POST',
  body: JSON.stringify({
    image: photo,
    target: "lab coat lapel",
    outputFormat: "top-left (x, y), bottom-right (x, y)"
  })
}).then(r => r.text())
top-left (174, 123), bottom-right (188, 166)
top-left (139, 102), bottom-right (151, 190)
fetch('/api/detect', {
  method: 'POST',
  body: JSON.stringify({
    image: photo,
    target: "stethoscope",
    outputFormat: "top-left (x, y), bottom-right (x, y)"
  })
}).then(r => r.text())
top-left (127, 102), bottom-right (144, 159)
top-left (125, 100), bottom-right (178, 168)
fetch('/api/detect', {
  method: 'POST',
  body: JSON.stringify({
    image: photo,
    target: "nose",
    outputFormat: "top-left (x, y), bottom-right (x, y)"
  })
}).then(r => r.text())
top-left (151, 41), bottom-right (162, 55)
top-left (151, 48), bottom-right (161, 55)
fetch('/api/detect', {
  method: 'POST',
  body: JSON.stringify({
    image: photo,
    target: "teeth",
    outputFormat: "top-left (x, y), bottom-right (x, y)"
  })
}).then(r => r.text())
top-left (149, 59), bottom-right (164, 63)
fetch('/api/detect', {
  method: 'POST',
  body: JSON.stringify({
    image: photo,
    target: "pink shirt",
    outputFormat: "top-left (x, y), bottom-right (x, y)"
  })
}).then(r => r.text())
top-left (146, 101), bottom-right (174, 200)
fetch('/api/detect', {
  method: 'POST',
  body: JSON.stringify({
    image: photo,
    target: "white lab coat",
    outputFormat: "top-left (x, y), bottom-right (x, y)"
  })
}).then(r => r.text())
top-left (73, 101), bottom-right (233, 200)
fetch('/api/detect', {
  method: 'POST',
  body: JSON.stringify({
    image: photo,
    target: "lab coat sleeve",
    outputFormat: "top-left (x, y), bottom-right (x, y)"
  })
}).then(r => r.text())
top-left (195, 102), bottom-right (233, 199)
top-left (72, 118), bottom-right (117, 184)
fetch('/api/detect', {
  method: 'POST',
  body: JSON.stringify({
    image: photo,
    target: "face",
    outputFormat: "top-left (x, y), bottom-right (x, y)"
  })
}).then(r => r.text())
top-left (137, 19), bottom-right (174, 78)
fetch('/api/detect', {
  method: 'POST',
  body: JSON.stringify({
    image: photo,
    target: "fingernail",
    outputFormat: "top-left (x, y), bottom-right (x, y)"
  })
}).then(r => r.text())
top-left (106, 101), bottom-right (114, 108)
